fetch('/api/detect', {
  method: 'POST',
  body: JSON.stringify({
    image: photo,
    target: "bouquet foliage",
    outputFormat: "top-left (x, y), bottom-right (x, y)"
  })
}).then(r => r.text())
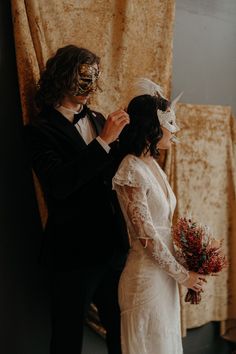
top-left (172, 217), bottom-right (227, 304)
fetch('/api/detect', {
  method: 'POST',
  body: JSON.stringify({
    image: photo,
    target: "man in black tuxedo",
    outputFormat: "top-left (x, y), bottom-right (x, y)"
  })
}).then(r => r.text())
top-left (24, 45), bottom-right (130, 354)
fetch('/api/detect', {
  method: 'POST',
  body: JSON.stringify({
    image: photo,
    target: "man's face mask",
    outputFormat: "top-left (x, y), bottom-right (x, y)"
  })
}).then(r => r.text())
top-left (73, 64), bottom-right (100, 96)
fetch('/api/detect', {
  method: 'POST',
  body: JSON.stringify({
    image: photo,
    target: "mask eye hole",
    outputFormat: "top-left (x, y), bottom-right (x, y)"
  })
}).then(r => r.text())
top-left (80, 79), bottom-right (92, 84)
top-left (169, 120), bottom-right (173, 125)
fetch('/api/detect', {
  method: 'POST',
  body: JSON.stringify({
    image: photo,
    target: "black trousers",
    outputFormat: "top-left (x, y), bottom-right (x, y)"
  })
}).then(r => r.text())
top-left (50, 265), bottom-right (122, 354)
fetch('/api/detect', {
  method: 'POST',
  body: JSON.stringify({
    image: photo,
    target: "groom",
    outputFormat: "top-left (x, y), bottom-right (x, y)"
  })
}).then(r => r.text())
top-left (24, 44), bottom-right (130, 354)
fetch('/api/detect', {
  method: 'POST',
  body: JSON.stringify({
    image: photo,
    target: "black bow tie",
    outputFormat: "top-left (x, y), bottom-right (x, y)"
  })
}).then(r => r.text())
top-left (73, 105), bottom-right (88, 125)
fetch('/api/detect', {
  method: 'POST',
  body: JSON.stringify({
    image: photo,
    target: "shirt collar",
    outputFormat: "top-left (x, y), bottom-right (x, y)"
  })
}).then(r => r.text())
top-left (56, 105), bottom-right (83, 123)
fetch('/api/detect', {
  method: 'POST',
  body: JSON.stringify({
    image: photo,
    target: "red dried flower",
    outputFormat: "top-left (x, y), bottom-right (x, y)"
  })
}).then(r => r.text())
top-left (172, 217), bottom-right (228, 304)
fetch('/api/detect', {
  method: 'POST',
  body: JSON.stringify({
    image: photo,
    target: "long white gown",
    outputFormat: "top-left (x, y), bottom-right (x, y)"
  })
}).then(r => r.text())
top-left (112, 154), bottom-right (189, 354)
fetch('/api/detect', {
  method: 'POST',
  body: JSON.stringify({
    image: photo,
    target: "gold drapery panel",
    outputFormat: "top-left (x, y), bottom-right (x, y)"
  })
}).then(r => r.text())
top-left (10, 0), bottom-right (176, 337)
top-left (11, 0), bottom-right (175, 124)
top-left (165, 103), bottom-right (236, 339)
top-left (11, 0), bottom-right (175, 226)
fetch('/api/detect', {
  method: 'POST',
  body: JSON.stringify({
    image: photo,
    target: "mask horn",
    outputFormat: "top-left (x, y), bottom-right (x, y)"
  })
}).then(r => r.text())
top-left (170, 91), bottom-right (183, 111)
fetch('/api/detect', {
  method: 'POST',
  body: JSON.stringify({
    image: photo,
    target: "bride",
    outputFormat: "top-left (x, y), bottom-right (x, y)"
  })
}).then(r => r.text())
top-left (112, 79), bottom-right (206, 354)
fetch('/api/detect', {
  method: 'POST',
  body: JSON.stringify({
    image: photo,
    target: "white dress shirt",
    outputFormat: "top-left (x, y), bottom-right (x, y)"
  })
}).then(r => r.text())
top-left (56, 105), bottom-right (110, 153)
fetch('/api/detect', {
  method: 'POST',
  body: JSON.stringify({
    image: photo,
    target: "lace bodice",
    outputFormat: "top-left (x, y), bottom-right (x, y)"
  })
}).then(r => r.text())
top-left (112, 154), bottom-right (189, 284)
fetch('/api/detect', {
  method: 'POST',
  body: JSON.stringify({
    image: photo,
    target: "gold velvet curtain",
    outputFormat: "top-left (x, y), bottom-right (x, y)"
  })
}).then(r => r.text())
top-left (165, 103), bottom-right (236, 338)
top-left (11, 0), bottom-right (175, 124)
top-left (11, 0), bottom-right (236, 341)
top-left (11, 0), bottom-right (175, 225)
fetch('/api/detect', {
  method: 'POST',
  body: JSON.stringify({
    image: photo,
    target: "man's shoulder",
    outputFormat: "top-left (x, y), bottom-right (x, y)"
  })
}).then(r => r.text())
top-left (25, 107), bottom-right (61, 130)
top-left (24, 116), bottom-right (50, 135)
top-left (24, 109), bottom-right (57, 143)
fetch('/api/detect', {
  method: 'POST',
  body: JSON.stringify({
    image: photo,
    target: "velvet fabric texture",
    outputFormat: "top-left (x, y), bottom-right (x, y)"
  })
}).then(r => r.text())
top-left (165, 103), bottom-right (236, 339)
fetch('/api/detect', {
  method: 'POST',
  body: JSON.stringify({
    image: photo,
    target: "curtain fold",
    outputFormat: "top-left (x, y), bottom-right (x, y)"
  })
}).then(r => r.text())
top-left (11, 0), bottom-right (175, 226)
top-left (11, 0), bottom-right (175, 124)
top-left (164, 103), bottom-right (236, 338)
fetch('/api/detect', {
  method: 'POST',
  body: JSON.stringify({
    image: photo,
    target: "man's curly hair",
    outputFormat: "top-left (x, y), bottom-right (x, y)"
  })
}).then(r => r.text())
top-left (35, 45), bottom-right (100, 110)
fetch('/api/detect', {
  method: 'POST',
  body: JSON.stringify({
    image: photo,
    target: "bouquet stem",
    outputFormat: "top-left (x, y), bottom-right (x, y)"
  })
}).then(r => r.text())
top-left (185, 289), bottom-right (202, 304)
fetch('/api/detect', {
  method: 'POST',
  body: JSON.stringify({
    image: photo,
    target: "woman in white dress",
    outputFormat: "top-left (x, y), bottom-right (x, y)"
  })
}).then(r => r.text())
top-left (112, 79), bottom-right (206, 354)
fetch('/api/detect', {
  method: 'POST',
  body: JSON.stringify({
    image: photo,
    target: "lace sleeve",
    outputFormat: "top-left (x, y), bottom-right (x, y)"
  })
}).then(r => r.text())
top-left (113, 181), bottom-right (189, 284)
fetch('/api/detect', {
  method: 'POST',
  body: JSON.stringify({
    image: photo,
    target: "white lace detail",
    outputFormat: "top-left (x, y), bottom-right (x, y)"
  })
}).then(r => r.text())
top-left (113, 154), bottom-right (188, 283)
top-left (151, 237), bottom-right (189, 283)
top-left (112, 155), bottom-right (147, 188)
top-left (113, 179), bottom-right (188, 284)
top-left (112, 154), bottom-right (186, 354)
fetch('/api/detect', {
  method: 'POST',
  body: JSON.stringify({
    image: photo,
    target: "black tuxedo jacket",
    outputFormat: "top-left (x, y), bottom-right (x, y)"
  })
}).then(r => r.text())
top-left (24, 106), bottom-right (129, 270)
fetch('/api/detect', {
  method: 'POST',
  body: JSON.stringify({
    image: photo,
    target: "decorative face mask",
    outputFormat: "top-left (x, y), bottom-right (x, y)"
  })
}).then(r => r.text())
top-left (157, 91), bottom-right (182, 134)
top-left (132, 77), bottom-right (182, 140)
top-left (73, 64), bottom-right (100, 96)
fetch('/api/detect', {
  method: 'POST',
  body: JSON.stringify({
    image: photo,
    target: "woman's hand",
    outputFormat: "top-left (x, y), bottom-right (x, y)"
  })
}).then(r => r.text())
top-left (182, 271), bottom-right (207, 292)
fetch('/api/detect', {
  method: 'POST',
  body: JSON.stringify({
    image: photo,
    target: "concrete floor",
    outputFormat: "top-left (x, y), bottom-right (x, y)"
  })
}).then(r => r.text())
top-left (82, 322), bottom-right (236, 354)
top-left (82, 325), bottom-right (107, 354)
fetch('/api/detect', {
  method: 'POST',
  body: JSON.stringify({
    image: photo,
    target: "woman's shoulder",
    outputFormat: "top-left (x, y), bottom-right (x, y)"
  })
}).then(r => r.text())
top-left (117, 154), bottom-right (146, 173)
top-left (113, 154), bottom-right (147, 188)
top-left (119, 153), bottom-right (139, 165)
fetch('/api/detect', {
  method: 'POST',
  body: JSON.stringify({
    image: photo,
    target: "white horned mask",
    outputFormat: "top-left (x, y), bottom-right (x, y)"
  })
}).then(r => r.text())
top-left (132, 78), bottom-right (183, 136)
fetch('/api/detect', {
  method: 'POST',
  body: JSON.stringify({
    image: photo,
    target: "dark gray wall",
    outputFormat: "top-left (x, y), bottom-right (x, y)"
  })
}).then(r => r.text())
top-left (0, 2), bottom-right (50, 354)
top-left (173, 0), bottom-right (236, 116)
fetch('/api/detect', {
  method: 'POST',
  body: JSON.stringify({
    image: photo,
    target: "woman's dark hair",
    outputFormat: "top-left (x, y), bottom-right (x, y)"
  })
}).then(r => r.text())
top-left (119, 94), bottom-right (170, 159)
top-left (35, 45), bottom-right (100, 110)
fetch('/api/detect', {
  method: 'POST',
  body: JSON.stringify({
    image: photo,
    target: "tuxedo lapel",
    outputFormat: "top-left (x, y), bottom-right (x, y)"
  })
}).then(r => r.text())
top-left (86, 109), bottom-right (105, 135)
top-left (44, 108), bottom-right (88, 151)
top-left (41, 107), bottom-right (105, 153)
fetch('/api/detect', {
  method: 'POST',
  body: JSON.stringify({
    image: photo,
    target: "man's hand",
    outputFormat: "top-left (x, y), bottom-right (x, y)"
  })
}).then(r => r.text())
top-left (99, 109), bottom-right (130, 145)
